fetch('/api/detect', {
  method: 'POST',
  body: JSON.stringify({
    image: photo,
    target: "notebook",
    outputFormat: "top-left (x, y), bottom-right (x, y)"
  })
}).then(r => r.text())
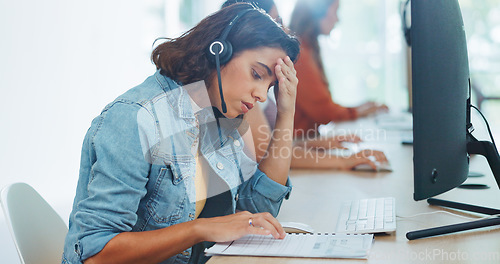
top-left (205, 233), bottom-right (373, 259)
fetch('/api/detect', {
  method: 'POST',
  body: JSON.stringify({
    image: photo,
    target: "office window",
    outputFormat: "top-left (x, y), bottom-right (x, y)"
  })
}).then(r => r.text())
top-left (461, 0), bottom-right (500, 141)
top-left (164, 0), bottom-right (224, 37)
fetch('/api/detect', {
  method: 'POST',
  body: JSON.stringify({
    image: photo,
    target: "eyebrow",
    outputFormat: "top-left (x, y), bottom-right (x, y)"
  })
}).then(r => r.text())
top-left (257, 62), bottom-right (273, 77)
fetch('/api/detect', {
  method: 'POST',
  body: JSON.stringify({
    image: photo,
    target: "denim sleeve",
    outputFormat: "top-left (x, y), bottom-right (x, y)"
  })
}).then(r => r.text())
top-left (74, 101), bottom-right (152, 261)
top-left (236, 167), bottom-right (292, 217)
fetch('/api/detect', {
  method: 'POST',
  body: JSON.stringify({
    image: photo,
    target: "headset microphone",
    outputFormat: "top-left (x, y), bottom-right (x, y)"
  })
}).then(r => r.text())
top-left (206, 8), bottom-right (253, 114)
top-left (211, 42), bottom-right (227, 113)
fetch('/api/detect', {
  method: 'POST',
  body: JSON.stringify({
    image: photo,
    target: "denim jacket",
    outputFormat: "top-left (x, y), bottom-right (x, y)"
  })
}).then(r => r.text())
top-left (62, 70), bottom-right (292, 264)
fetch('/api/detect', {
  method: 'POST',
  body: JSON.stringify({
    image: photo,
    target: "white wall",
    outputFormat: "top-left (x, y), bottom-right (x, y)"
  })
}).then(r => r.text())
top-left (0, 0), bottom-right (164, 262)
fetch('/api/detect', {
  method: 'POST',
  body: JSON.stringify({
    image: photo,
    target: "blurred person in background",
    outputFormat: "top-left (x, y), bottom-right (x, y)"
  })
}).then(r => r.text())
top-left (290, 0), bottom-right (388, 137)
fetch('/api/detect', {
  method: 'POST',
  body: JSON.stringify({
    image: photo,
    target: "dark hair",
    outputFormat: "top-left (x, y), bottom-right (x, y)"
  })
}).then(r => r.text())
top-left (221, 0), bottom-right (275, 13)
top-left (151, 3), bottom-right (299, 86)
top-left (290, 0), bottom-right (338, 40)
top-left (289, 0), bottom-right (337, 84)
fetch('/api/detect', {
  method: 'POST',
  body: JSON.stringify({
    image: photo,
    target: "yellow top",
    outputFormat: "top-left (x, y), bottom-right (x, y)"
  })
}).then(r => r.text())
top-left (194, 149), bottom-right (207, 218)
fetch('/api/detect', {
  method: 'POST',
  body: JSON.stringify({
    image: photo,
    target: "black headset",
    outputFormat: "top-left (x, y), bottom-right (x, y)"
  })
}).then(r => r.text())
top-left (205, 8), bottom-right (253, 113)
top-left (401, 0), bottom-right (411, 46)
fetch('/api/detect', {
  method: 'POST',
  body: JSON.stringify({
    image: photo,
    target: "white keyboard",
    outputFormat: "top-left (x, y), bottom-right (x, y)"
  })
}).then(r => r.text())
top-left (336, 197), bottom-right (396, 234)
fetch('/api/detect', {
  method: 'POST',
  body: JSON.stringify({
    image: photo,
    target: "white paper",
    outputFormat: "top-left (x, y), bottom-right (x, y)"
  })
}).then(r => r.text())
top-left (205, 233), bottom-right (373, 259)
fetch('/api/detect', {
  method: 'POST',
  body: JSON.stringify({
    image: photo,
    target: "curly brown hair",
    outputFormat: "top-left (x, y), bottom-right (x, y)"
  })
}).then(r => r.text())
top-left (151, 3), bottom-right (300, 86)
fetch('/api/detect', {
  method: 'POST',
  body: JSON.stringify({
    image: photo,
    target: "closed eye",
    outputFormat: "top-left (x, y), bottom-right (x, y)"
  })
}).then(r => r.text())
top-left (252, 69), bottom-right (262, 80)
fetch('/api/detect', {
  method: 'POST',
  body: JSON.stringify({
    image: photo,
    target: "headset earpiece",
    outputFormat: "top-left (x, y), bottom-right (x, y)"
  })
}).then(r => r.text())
top-left (206, 39), bottom-right (233, 65)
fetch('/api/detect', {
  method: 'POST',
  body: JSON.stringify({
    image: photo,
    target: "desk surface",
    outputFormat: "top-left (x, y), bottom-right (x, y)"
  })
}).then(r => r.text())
top-left (207, 115), bottom-right (500, 264)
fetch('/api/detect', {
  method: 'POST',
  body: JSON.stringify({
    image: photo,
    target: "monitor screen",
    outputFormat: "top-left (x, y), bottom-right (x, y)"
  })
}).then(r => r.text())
top-left (411, 0), bottom-right (470, 201)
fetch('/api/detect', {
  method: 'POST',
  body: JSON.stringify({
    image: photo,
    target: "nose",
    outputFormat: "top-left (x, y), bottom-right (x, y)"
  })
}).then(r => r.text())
top-left (253, 85), bottom-right (268, 103)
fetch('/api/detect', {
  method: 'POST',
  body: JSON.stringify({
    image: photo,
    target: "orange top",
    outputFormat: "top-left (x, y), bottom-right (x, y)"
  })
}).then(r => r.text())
top-left (293, 41), bottom-right (357, 136)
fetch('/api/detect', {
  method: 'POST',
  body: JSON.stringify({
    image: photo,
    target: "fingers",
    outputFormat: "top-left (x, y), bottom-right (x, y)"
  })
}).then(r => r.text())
top-left (278, 56), bottom-right (296, 76)
top-left (357, 158), bottom-right (379, 171)
top-left (247, 223), bottom-right (272, 236)
top-left (231, 211), bottom-right (285, 240)
top-left (282, 56), bottom-right (295, 74)
top-left (334, 134), bottom-right (362, 143)
top-left (358, 150), bottom-right (388, 163)
top-left (370, 150), bottom-right (388, 163)
top-left (341, 149), bottom-right (389, 171)
top-left (198, 212), bottom-right (286, 244)
top-left (247, 212), bottom-right (286, 239)
top-left (357, 101), bottom-right (389, 116)
top-left (365, 158), bottom-right (379, 171)
top-left (348, 134), bottom-right (363, 143)
top-left (275, 56), bottom-right (298, 88)
top-left (274, 56), bottom-right (298, 114)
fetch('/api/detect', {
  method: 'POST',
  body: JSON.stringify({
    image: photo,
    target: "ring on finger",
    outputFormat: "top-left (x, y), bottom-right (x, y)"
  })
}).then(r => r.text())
top-left (249, 218), bottom-right (254, 227)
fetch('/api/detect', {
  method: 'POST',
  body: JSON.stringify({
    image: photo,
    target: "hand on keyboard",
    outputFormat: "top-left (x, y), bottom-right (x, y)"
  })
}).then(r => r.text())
top-left (336, 197), bottom-right (396, 234)
top-left (353, 161), bottom-right (393, 172)
top-left (346, 151), bottom-right (389, 171)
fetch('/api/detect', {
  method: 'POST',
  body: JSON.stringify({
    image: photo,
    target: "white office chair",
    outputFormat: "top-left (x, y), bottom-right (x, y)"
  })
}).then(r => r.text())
top-left (0, 182), bottom-right (68, 264)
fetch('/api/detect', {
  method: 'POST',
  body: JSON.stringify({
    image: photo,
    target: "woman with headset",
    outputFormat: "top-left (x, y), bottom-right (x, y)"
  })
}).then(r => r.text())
top-left (62, 4), bottom-right (299, 264)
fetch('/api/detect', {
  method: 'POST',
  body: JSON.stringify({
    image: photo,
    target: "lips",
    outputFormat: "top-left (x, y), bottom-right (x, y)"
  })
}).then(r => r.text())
top-left (241, 102), bottom-right (254, 113)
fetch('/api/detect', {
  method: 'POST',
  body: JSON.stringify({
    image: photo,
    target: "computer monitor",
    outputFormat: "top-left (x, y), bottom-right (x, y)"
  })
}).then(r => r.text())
top-left (411, 0), bottom-right (469, 201)
top-left (406, 0), bottom-right (500, 240)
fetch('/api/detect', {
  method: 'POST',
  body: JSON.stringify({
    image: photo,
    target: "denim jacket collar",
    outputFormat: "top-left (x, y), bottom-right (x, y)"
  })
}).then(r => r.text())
top-left (154, 69), bottom-right (196, 120)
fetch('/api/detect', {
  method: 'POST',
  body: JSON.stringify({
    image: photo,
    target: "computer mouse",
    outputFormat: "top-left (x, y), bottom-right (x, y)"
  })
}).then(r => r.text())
top-left (280, 221), bottom-right (314, 234)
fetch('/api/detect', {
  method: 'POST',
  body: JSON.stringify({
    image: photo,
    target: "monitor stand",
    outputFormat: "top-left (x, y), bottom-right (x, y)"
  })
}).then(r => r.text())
top-left (406, 199), bottom-right (500, 240)
top-left (406, 134), bottom-right (500, 240)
